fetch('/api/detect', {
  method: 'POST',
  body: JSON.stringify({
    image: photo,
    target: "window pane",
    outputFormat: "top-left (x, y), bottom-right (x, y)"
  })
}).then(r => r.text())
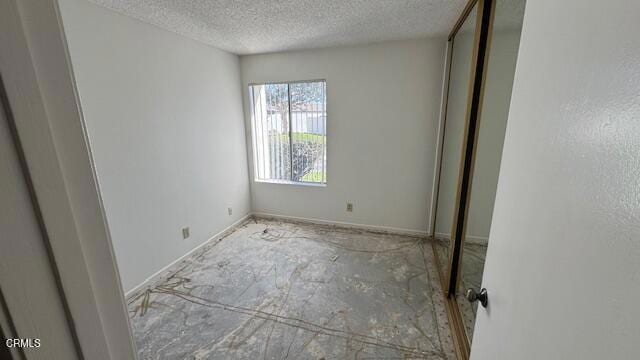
top-left (289, 81), bottom-right (326, 183)
top-left (250, 83), bottom-right (290, 181)
top-left (249, 80), bottom-right (326, 184)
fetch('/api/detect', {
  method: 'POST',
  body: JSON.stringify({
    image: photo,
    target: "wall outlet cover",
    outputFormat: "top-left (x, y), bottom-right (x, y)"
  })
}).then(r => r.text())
top-left (228, 207), bottom-right (233, 216)
top-left (346, 203), bottom-right (353, 212)
top-left (182, 227), bottom-right (190, 239)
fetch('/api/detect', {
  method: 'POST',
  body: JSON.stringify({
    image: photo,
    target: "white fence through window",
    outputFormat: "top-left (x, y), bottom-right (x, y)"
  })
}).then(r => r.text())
top-left (249, 80), bottom-right (326, 184)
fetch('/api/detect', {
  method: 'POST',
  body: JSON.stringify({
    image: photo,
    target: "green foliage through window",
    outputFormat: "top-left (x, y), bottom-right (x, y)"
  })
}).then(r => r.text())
top-left (249, 81), bottom-right (327, 184)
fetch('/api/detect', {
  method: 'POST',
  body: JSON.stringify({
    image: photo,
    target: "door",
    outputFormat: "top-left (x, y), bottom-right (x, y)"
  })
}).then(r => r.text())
top-left (470, 0), bottom-right (640, 359)
top-left (0, 0), bottom-right (137, 358)
top-left (0, 76), bottom-right (81, 359)
top-left (456, 0), bottom-right (525, 343)
top-left (432, 0), bottom-right (479, 289)
top-left (431, 0), bottom-right (526, 357)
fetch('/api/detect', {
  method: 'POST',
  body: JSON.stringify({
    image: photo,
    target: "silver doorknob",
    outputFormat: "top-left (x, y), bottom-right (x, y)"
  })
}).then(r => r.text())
top-left (465, 288), bottom-right (488, 308)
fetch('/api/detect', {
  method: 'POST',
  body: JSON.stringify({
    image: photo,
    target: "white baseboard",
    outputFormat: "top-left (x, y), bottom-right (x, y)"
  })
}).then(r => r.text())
top-left (252, 212), bottom-right (429, 237)
top-left (434, 231), bottom-right (489, 245)
top-left (124, 214), bottom-right (251, 298)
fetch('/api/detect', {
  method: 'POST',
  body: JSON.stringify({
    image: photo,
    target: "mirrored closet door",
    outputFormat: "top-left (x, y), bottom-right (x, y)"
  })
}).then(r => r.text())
top-left (432, 0), bottom-right (478, 287)
top-left (430, 0), bottom-right (526, 358)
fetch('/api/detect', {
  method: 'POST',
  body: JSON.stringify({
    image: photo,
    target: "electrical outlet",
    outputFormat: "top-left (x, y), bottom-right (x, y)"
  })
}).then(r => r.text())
top-left (182, 227), bottom-right (190, 239)
top-left (346, 203), bottom-right (353, 212)
top-left (228, 207), bottom-right (233, 216)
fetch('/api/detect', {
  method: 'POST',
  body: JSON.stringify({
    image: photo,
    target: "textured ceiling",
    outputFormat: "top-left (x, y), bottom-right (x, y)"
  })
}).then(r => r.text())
top-left (89, 0), bottom-right (468, 55)
top-left (456, 0), bottom-right (526, 36)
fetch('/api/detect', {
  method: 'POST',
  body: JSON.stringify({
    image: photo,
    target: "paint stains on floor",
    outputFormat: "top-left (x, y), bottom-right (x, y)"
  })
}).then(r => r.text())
top-left (128, 218), bottom-right (456, 359)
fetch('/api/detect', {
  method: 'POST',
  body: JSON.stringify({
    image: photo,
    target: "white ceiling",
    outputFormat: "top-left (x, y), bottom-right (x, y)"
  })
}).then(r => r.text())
top-left (89, 0), bottom-right (468, 55)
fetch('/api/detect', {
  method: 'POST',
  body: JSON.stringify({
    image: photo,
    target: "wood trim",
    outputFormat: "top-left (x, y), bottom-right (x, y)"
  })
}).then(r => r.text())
top-left (445, 296), bottom-right (471, 360)
top-left (431, 240), bottom-right (448, 297)
top-left (453, 0), bottom-right (496, 295)
top-left (430, 241), bottom-right (469, 360)
top-left (432, 0), bottom-right (498, 357)
top-left (445, 0), bottom-right (488, 297)
top-left (449, 0), bottom-right (497, 350)
top-left (430, 42), bottom-right (453, 234)
top-left (431, 0), bottom-right (481, 294)
top-left (428, 42), bottom-right (453, 290)
top-left (448, 0), bottom-right (480, 40)
top-left (427, 41), bottom-right (450, 239)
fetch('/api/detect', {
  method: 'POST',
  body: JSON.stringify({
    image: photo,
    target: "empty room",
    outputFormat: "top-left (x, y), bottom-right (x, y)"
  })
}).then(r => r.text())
top-left (1, 0), bottom-right (639, 359)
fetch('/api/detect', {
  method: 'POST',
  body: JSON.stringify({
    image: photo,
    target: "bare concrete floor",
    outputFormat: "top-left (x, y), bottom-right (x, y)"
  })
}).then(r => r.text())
top-left (128, 218), bottom-right (456, 359)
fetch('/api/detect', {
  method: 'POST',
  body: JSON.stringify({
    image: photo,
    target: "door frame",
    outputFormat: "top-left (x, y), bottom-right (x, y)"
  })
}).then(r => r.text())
top-left (0, 0), bottom-right (137, 358)
top-left (429, 0), bottom-right (497, 358)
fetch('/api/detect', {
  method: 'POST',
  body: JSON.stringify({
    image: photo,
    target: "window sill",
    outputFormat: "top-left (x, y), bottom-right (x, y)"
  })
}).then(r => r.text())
top-left (254, 179), bottom-right (327, 187)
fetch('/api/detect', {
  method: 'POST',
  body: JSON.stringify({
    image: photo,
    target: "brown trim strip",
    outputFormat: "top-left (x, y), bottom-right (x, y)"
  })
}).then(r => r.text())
top-left (431, 241), bottom-right (469, 359)
top-left (432, 0), bottom-right (497, 357)
top-left (448, 0), bottom-right (494, 296)
top-left (448, 0), bottom-right (479, 40)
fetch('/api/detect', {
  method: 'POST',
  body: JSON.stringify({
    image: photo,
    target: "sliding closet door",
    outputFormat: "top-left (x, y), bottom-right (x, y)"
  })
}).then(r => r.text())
top-left (432, 2), bottom-right (479, 286)
top-left (457, 0), bottom-right (526, 343)
top-left (431, 0), bottom-right (527, 357)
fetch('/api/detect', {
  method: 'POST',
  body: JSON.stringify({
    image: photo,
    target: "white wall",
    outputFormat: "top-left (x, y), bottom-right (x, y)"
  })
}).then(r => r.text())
top-left (58, 0), bottom-right (250, 292)
top-left (241, 39), bottom-right (445, 233)
top-left (472, 0), bottom-right (640, 358)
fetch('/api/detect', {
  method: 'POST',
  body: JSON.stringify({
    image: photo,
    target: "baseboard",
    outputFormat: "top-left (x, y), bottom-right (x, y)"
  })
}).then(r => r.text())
top-left (125, 212), bottom-right (427, 298)
top-left (124, 213), bottom-right (251, 299)
top-left (252, 212), bottom-right (428, 237)
top-left (434, 231), bottom-right (489, 245)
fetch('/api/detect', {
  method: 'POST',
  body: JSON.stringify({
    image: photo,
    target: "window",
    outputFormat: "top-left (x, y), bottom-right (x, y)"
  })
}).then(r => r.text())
top-left (249, 80), bottom-right (327, 185)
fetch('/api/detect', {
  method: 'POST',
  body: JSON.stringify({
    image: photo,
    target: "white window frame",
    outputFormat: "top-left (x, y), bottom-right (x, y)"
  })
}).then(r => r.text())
top-left (248, 79), bottom-right (327, 187)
